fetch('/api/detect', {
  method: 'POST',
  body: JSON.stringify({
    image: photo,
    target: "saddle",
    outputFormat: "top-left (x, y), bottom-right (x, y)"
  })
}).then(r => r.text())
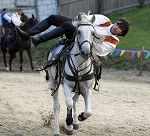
top-left (43, 38), bottom-right (72, 69)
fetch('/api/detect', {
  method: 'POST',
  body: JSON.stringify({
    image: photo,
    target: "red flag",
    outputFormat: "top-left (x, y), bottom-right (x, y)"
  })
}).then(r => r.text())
top-left (125, 51), bottom-right (130, 57)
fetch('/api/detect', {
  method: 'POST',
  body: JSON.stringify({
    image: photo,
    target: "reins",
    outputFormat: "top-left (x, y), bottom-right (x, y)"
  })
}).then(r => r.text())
top-left (63, 23), bottom-right (96, 94)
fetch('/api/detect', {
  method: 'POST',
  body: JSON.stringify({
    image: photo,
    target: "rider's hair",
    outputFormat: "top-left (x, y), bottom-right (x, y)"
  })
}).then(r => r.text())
top-left (117, 18), bottom-right (131, 37)
top-left (17, 8), bottom-right (23, 12)
top-left (2, 8), bottom-right (7, 12)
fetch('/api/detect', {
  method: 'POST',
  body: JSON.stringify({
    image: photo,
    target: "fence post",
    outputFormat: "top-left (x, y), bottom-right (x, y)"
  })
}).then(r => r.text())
top-left (99, 0), bottom-right (104, 13)
top-left (139, 0), bottom-right (145, 8)
top-left (139, 47), bottom-right (144, 76)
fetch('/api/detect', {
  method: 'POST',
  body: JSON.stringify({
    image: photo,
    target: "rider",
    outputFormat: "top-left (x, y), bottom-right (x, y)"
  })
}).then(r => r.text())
top-left (16, 14), bottom-right (131, 57)
top-left (1, 8), bottom-right (12, 34)
top-left (2, 8), bottom-right (25, 52)
top-left (11, 8), bottom-right (25, 27)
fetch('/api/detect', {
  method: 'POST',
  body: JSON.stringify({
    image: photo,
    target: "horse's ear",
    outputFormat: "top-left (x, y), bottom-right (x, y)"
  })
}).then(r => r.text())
top-left (32, 14), bottom-right (35, 19)
top-left (91, 15), bottom-right (95, 24)
top-left (88, 11), bottom-right (91, 16)
top-left (77, 14), bottom-right (82, 21)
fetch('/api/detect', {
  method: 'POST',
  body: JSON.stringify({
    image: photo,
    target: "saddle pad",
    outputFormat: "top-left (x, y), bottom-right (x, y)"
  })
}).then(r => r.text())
top-left (51, 44), bottom-right (65, 59)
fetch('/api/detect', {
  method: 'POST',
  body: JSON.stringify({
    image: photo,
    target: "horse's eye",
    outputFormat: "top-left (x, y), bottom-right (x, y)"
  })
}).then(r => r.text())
top-left (91, 30), bottom-right (95, 35)
top-left (77, 30), bottom-right (81, 35)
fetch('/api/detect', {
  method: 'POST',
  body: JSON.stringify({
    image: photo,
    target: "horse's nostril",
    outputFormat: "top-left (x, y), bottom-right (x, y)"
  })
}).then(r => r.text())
top-left (81, 51), bottom-right (91, 59)
top-left (81, 51), bottom-right (85, 55)
top-left (86, 53), bottom-right (89, 57)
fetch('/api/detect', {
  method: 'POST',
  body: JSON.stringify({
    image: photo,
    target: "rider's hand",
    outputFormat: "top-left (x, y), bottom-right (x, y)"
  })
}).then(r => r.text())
top-left (20, 22), bottom-right (25, 26)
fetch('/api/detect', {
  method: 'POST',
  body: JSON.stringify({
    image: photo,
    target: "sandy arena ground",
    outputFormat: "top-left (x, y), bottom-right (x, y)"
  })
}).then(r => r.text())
top-left (0, 68), bottom-right (150, 136)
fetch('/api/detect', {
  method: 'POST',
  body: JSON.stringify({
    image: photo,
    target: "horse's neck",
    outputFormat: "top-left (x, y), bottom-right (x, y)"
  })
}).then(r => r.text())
top-left (21, 20), bottom-right (30, 31)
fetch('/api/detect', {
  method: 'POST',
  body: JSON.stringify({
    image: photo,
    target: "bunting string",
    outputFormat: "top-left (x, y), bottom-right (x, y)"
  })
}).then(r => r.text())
top-left (109, 49), bottom-right (150, 59)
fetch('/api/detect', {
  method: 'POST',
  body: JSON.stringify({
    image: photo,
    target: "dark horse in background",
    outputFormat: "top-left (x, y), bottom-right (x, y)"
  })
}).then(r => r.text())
top-left (0, 13), bottom-right (38, 71)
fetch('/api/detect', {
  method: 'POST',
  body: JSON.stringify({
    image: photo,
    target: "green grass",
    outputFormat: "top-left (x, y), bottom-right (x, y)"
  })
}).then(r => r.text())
top-left (23, 6), bottom-right (150, 71)
top-left (31, 38), bottom-right (59, 62)
top-left (108, 6), bottom-right (150, 50)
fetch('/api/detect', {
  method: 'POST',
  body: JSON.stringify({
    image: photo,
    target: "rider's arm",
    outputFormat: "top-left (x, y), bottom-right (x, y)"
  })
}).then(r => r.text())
top-left (92, 14), bottom-right (111, 27)
top-left (93, 35), bottom-right (119, 57)
top-left (11, 13), bottom-right (23, 26)
top-left (93, 41), bottom-right (117, 56)
top-left (3, 14), bottom-right (12, 23)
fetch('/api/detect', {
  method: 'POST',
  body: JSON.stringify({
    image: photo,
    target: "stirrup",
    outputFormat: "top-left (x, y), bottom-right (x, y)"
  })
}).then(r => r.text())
top-left (59, 38), bottom-right (67, 45)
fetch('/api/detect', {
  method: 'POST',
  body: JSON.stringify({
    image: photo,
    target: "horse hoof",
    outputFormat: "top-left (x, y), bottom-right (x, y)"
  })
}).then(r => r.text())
top-left (6, 67), bottom-right (9, 71)
top-left (53, 134), bottom-right (60, 136)
top-left (31, 66), bottom-right (34, 71)
top-left (73, 124), bottom-right (79, 130)
top-left (78, 112), bottom-right (87, 121)
top-left (20, 69), bottom-right (23, 72)
top-left (64, 128), bottom-right (73, 135)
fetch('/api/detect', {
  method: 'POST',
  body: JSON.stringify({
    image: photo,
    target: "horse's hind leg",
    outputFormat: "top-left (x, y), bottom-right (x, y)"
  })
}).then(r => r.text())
top-left (2, 53), bottom-right (9, 70)
top-left (52, 91), bottom-right (60, 136)
top-left (27, 48), bottom-right (34, 71)
top-left (50, 77), bottom-right (60, 136)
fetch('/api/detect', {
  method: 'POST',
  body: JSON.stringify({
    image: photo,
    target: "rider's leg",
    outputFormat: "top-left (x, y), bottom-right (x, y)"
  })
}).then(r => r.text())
top-left (31, 21), bottom-right (76, 47)
top-left (16, 15), bottom-right (72, 42)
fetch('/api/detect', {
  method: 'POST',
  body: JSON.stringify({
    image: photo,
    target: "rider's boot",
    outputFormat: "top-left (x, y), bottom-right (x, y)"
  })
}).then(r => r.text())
top-left (30, 26), bottom-right (66, 47)
top-left (16, 19), bottom-right (50, 42)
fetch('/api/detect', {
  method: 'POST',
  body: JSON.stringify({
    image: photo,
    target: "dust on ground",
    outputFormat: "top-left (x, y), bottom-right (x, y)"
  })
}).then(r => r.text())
top-left (0, 68), bottom-right (150, 136)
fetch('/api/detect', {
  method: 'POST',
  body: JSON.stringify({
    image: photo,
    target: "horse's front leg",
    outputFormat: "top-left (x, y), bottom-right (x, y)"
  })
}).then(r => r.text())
top-left (63, 83), bottom-right (73, 135)
top-left (27, 48), bottom-right (34, 71)
top-left (2, 53), bottom-right (9, 70)
top-left (51, 78), bottom-right (60, 136)
top-left (9, 53), bottom-right (16, 71)
top-left (72, 93), bottom-right (79, 129)
top-left (78, 89), bottom-right (92, 121)
top-left (19, 50), bottom-right (23, 72)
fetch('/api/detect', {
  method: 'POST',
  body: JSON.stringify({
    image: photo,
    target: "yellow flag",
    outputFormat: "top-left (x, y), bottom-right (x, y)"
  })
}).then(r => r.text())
top-left (120, 50), bottom-right (125, 57)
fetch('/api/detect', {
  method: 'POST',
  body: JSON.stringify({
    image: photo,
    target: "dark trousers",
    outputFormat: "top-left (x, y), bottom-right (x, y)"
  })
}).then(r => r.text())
top-left (47, 15), bottom-right (75, 39)
top-left (46, 15), bottom-right (72, 27)
top-left (28, 15), bottom-right (75, 40)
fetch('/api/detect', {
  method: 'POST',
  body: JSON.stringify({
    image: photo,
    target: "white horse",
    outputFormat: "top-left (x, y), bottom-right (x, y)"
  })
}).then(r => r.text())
top-left (47, 13), bottom-right (97, 136)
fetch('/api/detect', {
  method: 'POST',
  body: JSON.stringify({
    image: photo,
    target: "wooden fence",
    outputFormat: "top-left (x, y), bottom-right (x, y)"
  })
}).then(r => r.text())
top-left (58, 0), bottom-right (99, 17)
top-left (59, 0), bottom-right (150, 17)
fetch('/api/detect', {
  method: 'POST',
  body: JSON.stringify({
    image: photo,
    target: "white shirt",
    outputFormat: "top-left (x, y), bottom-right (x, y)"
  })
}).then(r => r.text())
top-left (89, 14), bottom-right (119, 56)
top-left (3, 13), bottom-right (12, 23)
top-left (11, 12), bottom-right (23, 26)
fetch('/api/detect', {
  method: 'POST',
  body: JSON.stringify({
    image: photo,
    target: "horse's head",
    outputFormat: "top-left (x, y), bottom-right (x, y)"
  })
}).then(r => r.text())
top-left (20, 14), bottom-right (38, 31)
top-left (73, 13), bottom-right (95, 59)
top-left (20, 12), bottom-right (28, 22)
top-left (28, 14), bottom-right (38, 27)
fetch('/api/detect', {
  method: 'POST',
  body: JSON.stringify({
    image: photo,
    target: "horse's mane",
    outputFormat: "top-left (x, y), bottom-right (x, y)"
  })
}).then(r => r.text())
top-left (72, 12), bottom-right (92, 27)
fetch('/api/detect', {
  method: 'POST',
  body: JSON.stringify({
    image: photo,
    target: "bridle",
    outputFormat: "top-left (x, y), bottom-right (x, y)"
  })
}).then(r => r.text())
top-left (76, 23), bottom-right (95, 55)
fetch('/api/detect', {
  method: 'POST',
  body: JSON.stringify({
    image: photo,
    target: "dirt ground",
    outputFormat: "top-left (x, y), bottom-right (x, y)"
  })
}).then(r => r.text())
top-left (0, 68), bottom-right (150, 136)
